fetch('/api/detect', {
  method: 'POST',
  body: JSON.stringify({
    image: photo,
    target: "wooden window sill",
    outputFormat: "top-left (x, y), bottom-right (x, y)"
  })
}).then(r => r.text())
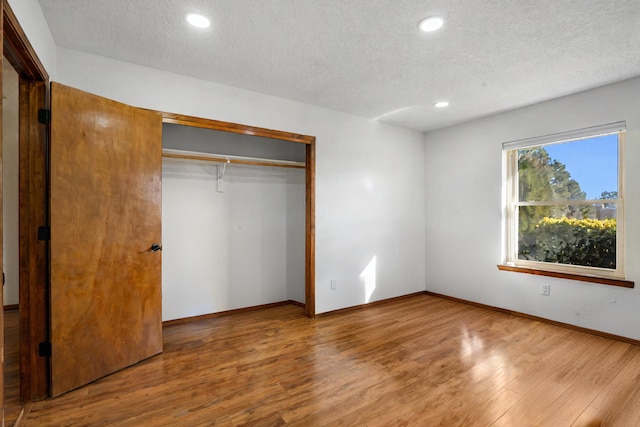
top-left (497, 265), bottom-right (634, 288)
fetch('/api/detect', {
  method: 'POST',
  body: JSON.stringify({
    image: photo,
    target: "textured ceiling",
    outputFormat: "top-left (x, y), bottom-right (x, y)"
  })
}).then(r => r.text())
top-left (38, 0), bottom-right (640, 132)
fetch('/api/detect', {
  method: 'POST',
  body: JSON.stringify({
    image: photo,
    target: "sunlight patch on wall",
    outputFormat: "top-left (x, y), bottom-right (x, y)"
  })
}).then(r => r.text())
top-left (360, 256), bottom-right (377, 303)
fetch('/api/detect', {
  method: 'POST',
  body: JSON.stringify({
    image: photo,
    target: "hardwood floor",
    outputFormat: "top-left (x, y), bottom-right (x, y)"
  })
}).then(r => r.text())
top-left (4, 309), bottom-right (21, 427)
top-left (18, 294), bottom-right (640, 426)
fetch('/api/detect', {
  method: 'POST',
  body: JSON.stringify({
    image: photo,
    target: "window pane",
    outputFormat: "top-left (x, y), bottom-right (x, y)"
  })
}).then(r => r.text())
top-left (517, 204), bottom-right (616, 269)
top-left (518, 135), bottom-right (618, 202)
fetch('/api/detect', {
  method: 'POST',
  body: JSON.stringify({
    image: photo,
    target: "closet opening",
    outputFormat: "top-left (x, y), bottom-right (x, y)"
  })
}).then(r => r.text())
top-left (158, 114), bottom-right (315, 319)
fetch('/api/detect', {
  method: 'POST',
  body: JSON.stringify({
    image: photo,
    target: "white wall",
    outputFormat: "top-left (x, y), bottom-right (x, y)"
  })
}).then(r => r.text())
top-left (6, 0), bottom-right (57, 78)
top-left (162, 159), bottom-right (305, 321)
top-left (55, 47), bottom-right (426, 314)
top-left (424, 76), bottom-right (640, 340)
top-left (2, 59), bottom-right (19, 305)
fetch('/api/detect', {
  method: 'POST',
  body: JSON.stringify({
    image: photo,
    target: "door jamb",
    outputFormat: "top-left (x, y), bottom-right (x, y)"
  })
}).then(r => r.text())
top-left (3, 0), bottom-right (50, 403)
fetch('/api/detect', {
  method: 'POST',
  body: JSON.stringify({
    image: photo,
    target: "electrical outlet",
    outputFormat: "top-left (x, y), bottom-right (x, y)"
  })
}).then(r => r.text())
top-left (330, 279), bottom-right (337, 290)
top-left (541, 283), bottom-right (550, 296)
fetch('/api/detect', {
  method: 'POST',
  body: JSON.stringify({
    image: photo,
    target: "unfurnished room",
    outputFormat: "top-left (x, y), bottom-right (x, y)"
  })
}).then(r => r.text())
top-left (1, 1), bottom-right (640, 426)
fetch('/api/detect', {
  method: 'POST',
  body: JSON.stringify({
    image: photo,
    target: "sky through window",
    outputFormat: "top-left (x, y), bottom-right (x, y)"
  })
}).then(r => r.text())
top-left (543, 134), bottom-right (617, 200)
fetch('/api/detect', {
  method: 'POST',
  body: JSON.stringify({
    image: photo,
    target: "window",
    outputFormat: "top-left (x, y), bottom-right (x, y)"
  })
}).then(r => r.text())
top-left (502, 122), bottom-right (626, 281)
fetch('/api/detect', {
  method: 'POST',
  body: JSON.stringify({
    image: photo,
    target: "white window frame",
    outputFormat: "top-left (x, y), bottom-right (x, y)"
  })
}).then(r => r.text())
top-left (502, 122), bottom-right (626, 280)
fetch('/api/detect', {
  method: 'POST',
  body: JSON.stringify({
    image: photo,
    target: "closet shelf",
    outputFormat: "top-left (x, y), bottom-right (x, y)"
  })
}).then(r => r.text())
top-left (162, 149), bottom-right (306, 169)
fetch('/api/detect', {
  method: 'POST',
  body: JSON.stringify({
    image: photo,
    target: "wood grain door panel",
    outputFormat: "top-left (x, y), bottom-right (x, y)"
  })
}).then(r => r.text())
top-left (50, 82), bottom-right (162, 396)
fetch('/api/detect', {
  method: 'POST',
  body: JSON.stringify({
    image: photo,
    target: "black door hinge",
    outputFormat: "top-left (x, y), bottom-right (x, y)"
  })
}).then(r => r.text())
top-left (38, 225), bottom-right (50, 241)
top-left (38, 109), bottom-right (51, 124)
top-left (39, 341), bottom-right (52, 357)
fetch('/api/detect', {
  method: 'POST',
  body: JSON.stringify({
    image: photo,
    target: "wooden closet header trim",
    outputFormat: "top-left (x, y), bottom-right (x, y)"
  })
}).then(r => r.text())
top-left (157, 112), bottom-right (314, 145)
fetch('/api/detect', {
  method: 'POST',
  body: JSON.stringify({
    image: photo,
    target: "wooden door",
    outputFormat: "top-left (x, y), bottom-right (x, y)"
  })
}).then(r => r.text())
top-left (49, 82), bottom-right (162, 396)
top-left (0, 1), bottom-right (5, 414)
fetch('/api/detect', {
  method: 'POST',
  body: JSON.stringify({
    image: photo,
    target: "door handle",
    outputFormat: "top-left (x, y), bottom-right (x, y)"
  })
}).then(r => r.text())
top-left (149, 243), bottom-right (162, 252)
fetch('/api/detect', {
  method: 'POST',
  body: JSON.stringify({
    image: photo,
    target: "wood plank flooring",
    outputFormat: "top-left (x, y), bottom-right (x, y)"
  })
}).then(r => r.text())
top-left (4, 309), bottom-right (21, 427)
top-left (18, 294), bottom-right (640, 426)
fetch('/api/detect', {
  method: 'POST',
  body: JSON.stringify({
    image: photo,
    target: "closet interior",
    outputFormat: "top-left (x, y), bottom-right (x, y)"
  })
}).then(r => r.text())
top-left (161, 123), bottom-right (306, 321)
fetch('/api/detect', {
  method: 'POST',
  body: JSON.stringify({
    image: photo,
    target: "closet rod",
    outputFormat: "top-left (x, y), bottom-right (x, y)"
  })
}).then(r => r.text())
top-left (162, 149), bottom-right (306, 169)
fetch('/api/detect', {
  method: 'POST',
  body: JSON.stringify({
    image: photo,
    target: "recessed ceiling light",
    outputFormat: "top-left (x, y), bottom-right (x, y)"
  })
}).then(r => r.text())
top-left (434, 101), bottom-right (449, 108)
top-left (186, 13), bottom-right (210, 28)
top-left (419, 16), bottom-right (444, 32)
